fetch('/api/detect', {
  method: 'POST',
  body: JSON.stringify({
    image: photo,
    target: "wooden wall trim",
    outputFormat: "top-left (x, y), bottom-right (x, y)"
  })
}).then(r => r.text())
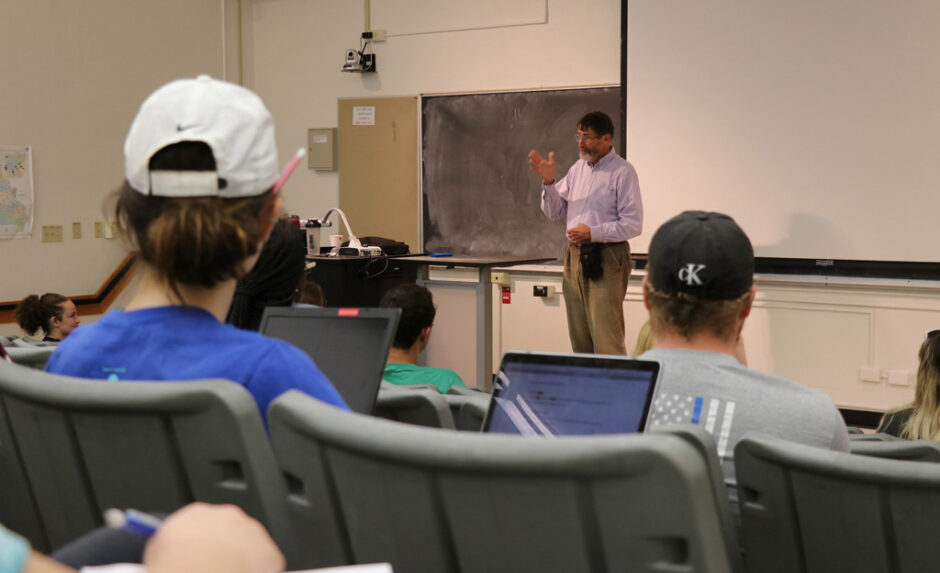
top-left (0, 256), bottom-right (137, 324)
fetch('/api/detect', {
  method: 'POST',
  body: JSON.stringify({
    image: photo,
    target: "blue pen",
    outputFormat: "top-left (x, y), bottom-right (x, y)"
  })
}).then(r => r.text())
top-left (429, 252), bottom-right (453, 257)
top-left (104, 508), bottom-right (163, 537)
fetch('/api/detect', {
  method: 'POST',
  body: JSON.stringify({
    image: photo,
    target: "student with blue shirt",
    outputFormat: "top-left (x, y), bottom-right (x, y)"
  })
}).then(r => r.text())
top-left (46, 75), bottom-right (347, 422)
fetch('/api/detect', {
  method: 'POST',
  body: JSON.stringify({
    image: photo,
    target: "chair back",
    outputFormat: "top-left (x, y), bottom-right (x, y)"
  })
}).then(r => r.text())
top-left (0, 360), bottom-right (289, 558)
top-left (374, 384), bottom-right (456, 429)
top-left (268, 390), bottom-right (734, 572)
top-left (848, 432), bottom-right (901, 441)
top-left (4, 346), bottom-right (57, 369)
top-left (736, 433), bottom-right (940, 573)
top-left (850, 438), bottom-right (940, 462)
top-left (0, 336), bottom-right (57, 369)
top-left (651, 424), bottom-right (745, 573)
top-left (446, 392), bottom-right (491, 431)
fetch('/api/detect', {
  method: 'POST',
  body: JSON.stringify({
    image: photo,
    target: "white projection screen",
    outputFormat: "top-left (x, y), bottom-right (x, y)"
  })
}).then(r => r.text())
top-left (627, 1), bottom-right (939, 274)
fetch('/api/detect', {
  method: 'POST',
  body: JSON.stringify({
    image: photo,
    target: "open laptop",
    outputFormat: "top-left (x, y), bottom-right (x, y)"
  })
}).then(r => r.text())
top-left (258, 307), bottom-right (401, 414)
top-left (482, 351), bottom-right (660, 436)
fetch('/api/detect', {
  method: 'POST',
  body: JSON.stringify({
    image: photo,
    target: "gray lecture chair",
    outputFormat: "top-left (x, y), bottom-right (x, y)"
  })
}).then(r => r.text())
top-left (374, 383), bottom-right (456, 429)
top-left (0, 360), bottom-right (292, 562)
top-left (4, 345), bottom-right (57, 369)
top-left (0, 336), bottom-right (57, 370)
top-left (651, 425), bottom-right (745, 573)
top-left (735, 432), bottom-right (940, 573)
top-left (443, 384), bottom-right (492, 431)
top-left (267, 390), bottom-right (736, 573)
top-left (850, 438), bottom-right (940, 463)
top-left (445, 384), bottom-right (489, 396)
top-left (446, 393), bottom-right (491, 431)
top-left (3, 336), bottom-right (58, 348)
top-left (848, 431), bottom-right (901, 441)
top-left (376, 381), bottom-right (491, 431)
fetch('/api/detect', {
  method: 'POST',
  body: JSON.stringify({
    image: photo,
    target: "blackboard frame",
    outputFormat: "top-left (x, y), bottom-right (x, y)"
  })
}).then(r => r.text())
top-left (420, 86), bottom-right (620, 263)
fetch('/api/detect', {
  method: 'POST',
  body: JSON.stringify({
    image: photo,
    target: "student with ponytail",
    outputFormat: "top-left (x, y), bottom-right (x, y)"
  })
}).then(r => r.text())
top-left (45, 75), bottom-right (347, 422)
top-left (14, 293), bottom-right (80, 342)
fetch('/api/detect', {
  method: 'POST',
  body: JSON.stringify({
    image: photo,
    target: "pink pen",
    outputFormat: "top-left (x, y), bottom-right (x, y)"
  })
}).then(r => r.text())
top-left (273, 147), bottom-right (306, 195)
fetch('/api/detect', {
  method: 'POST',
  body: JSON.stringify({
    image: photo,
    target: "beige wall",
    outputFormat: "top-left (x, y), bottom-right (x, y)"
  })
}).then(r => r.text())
top-left (0, 0), bottom-right (239, 311)
top-left (241, 0), bottom-right (620, 225)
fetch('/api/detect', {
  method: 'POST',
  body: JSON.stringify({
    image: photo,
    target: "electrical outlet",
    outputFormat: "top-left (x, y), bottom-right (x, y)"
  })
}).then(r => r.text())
top-left (72, 222), bottom-right (82, 239)
top-left (858, 367), bottom-right (882, 383)
top-left (533, 285), bottom-right (556, 298)
top-left (887, 370), bottom-right (913, 387)
top-left (41, 225), bottom-right (63, 243)
top-left (94, 221), bottom-right (105, 238)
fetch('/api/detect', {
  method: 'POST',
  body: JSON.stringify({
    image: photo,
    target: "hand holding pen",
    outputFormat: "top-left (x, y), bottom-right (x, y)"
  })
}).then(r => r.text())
top-left (107, 503), bottom-right (285, 573)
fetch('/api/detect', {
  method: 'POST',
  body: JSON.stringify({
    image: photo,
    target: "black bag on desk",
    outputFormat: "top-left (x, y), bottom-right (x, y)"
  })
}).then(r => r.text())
top-left (359, 236), bottom-right (410, 256)
top-left (579, 241), bottom-right (603, 280)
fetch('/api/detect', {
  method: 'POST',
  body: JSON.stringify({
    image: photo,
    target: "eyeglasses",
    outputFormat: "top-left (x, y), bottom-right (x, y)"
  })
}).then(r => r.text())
top-left (574, 133), bottom-right (600, 143)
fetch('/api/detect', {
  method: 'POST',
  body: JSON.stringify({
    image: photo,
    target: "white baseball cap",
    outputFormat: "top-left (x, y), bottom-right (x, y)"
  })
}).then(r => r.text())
top-left (124, 75), bottom-right (279, 198)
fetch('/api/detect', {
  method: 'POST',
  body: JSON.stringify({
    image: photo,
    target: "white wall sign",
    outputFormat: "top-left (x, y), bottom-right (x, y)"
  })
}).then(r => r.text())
top-left (352, 106), bottom-right (376, 126)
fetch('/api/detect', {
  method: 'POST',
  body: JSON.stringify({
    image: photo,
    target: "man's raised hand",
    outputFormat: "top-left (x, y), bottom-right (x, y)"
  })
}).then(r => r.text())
top-left (528, 150), bottom-right (555, 185)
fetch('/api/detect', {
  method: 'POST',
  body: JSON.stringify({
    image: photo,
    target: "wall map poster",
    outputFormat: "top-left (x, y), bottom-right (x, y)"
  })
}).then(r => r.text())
top-left (0, 146), bottom-right (33, 239)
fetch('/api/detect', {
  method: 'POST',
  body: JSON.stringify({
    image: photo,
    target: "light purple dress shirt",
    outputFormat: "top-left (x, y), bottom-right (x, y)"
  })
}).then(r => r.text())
top-left (540, 149), bottom-right (643, 243)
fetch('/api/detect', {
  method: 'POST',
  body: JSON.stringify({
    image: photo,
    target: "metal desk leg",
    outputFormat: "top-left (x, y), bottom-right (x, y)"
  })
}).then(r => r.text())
top-left (476, 267), bottom-right (493, 391)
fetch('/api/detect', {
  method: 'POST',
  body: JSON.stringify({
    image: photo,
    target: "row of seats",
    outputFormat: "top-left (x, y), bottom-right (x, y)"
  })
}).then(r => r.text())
top-left (4, 357), bottom-right (940, 572)
top-left (0, 359), bottom-right (737, 572)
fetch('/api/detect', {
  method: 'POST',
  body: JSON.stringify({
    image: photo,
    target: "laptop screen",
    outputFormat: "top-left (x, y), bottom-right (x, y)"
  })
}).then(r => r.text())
top-left (258, 307), bottom-right (400, 414)
top-left (483, 352), bottom-right (660, 436)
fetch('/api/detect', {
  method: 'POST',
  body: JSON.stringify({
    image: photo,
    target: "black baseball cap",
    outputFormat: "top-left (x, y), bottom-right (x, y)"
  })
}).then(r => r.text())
top-left (647, 211), bottom-right (754, 300)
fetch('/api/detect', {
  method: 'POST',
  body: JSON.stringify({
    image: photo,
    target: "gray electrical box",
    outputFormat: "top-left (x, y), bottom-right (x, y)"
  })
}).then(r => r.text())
top-left (307, 127), bottom-right (338, 171)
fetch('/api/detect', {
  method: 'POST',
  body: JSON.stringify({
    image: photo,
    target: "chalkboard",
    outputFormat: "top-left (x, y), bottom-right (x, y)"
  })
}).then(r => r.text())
top-left (421, 87), bottom-right (620, 262)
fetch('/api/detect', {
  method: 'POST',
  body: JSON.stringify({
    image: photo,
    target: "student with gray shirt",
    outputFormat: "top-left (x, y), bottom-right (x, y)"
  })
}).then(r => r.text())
top-left (638, 211), bottom-right (850, 524)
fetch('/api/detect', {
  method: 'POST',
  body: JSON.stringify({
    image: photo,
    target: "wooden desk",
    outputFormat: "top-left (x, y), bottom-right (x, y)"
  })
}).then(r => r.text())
top-left (396, 255), bottom-right (553, 389)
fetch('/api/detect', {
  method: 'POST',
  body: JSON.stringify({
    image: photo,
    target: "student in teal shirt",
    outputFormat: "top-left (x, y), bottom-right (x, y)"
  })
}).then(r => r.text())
top-left (380, 284), bottom-right (466, 393)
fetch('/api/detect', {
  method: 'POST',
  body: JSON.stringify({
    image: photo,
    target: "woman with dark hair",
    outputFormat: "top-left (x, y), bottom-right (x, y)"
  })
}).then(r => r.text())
top-left (14, 293), bottom-right (80, 342)
top-left (45, 75), bottom-right (347, 422)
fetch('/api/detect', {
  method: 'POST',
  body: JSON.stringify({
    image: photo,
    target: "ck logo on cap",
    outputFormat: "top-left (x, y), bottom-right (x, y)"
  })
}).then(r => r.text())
top-left (678, 263), bottom-right (705, 286)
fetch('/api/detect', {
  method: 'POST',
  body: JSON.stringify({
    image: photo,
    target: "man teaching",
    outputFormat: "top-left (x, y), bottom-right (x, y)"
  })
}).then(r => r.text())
top-left (528, 111), bottom-right (643, 354)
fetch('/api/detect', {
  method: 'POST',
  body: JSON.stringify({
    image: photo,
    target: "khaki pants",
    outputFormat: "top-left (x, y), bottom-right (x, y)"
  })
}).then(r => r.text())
top-left (562, 241), bottom-right (632, 355)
